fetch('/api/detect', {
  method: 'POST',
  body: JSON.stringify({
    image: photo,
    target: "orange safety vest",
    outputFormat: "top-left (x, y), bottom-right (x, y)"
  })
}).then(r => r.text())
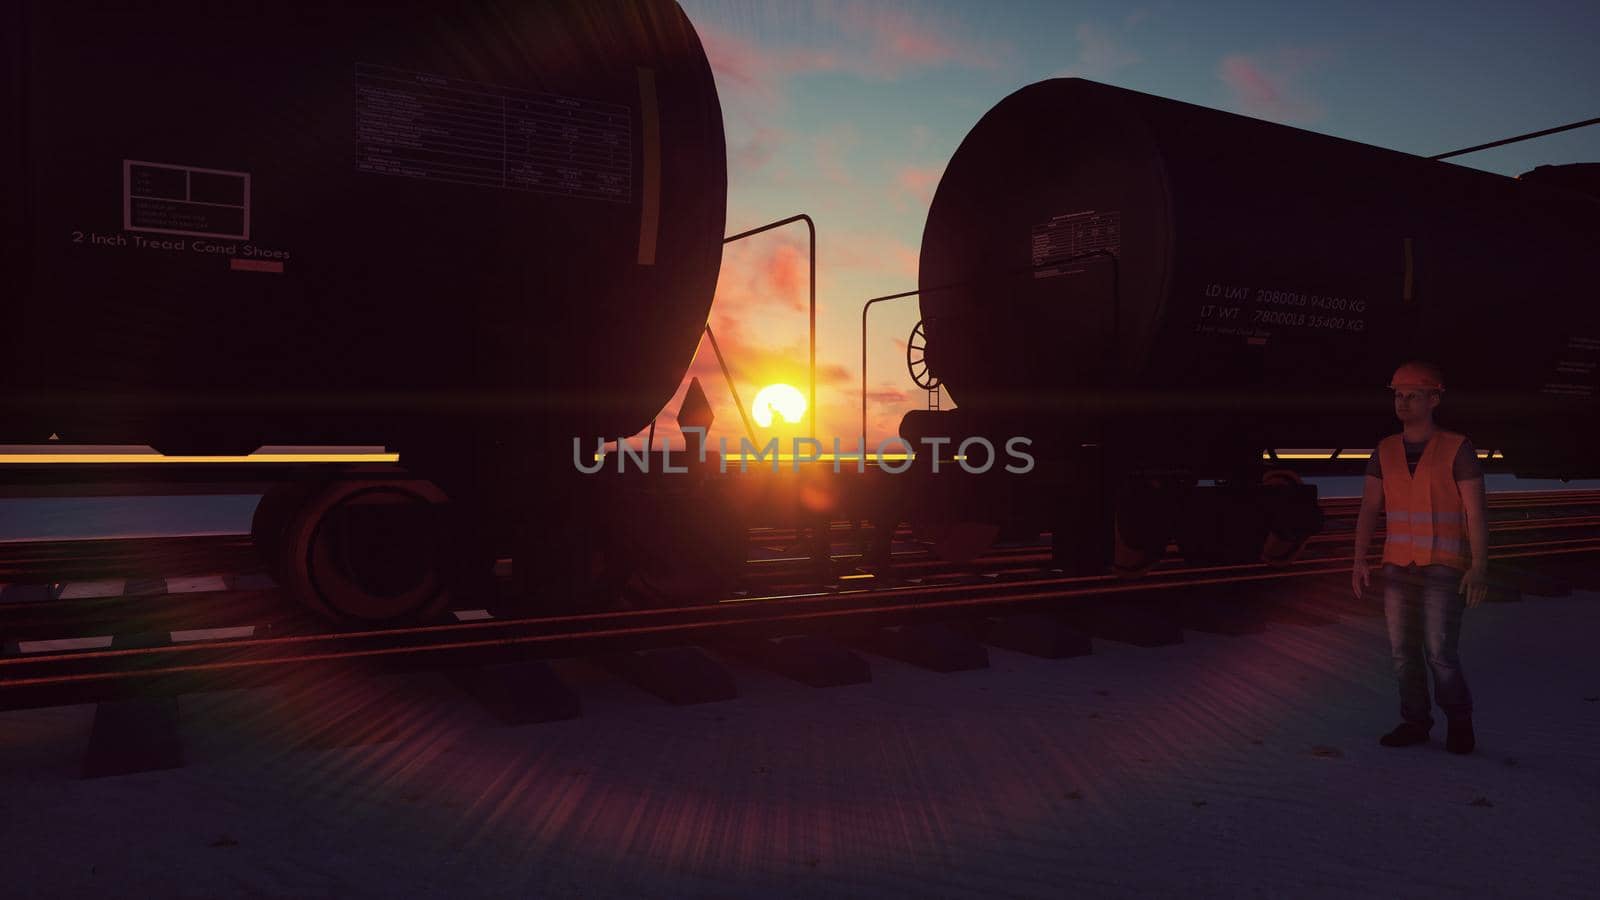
top-left (1378, 430), bottom-right (1471, 569)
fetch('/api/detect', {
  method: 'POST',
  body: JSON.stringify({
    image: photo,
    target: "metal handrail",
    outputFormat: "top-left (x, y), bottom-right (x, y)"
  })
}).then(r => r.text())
top-left (861, 290), bottom-right (921, 449)
top-left (703, 324), bottom-right (756, 445)
top-left (860, 250), bottom-right (1120, 450)
top-left (722, 215), bottom-right (816, 439)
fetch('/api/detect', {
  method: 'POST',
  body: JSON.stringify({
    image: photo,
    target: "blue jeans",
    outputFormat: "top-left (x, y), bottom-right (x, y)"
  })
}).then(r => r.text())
top-left (1382, 563), bottom-right (1473, 729)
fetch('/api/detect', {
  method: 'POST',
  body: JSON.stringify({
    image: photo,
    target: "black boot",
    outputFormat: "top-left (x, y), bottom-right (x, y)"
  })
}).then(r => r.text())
top-left (1446, 717), bottom-right (1476, 755)
top-left (1379, 722), bottom-right (1431, 747)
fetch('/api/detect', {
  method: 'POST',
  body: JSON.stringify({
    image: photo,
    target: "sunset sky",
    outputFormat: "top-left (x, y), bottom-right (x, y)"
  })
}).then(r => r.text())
top-left (645, 0), bottom-right (1600, 450)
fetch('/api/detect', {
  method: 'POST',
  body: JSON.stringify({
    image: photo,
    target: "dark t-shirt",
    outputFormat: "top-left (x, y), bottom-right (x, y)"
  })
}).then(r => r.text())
top-left (1365, 434), bottom-right (1483, 481)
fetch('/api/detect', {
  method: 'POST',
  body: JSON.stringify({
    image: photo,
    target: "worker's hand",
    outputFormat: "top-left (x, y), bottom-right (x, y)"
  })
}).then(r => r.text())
top-left (1351, 561), bottom-right (1371, 601)
top-left (1459, 564), bottom-right (1489, 609)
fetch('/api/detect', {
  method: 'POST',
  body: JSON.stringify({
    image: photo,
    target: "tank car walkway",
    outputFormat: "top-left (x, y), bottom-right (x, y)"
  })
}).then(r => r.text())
top-left (0, 579), bottom-right (1595, 898)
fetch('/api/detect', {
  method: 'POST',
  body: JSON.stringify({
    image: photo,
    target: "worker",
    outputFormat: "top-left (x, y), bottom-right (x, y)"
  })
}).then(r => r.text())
top-left (1351, 360), bottom-right (1488, 755)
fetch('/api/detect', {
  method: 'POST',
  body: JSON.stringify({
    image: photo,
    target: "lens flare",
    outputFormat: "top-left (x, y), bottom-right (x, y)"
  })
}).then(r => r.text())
top-left (751, 383), bottom-right (806, 428)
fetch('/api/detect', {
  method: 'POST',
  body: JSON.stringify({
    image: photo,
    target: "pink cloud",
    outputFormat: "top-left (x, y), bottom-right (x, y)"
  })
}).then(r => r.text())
top-left (894, 163), bottom-right (945, 207)
top-left (697, 3), bottom-right (1001, 107)
top-left (1045, 21), bottom-right (1141, 82)
top-left (832, 2), bottom-right (1002, 77)
top-left (716, 237), bottom-right (810, 315)
top-left (730, 125), bottom-right (788, 175)
top-left (890, 242), bottom-right (920, 281)
top-left (1218, 50), bottom-right (1327, 123)
top-left (826, 231), bottom-right (921, 282)
top-left (1059, 23), bottom-right (1141, 79)
top-left (811, 126), bottom-right (858, 185)
top-left (818, 363), bottom-right (853, 385)
top-left (695, 25), bottom-right (835, 106)
top-left (694, 25), bottom-right (773, 99)
top-left (697, 6), bottom-right (994, 196)
top-left (762, 243), bottom-right (806, 298)
top-left (695, 22), bottom-right (841, 133)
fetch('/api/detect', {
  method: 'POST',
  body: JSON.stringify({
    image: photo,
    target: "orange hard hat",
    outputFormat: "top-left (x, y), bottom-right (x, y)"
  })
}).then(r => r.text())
top-left (1388, 361), bottom-right (1444, 390)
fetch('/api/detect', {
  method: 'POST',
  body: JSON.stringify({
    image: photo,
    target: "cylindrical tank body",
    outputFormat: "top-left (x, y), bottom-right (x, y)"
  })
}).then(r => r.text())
top-left (918, 79), bottom-right (1600, 476)
top-left (1, 0), bottom-right (726, 458)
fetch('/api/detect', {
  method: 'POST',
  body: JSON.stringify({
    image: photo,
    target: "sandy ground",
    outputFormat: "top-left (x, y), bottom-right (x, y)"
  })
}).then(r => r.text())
top-left (2, 581), bottom-right (1597, 899)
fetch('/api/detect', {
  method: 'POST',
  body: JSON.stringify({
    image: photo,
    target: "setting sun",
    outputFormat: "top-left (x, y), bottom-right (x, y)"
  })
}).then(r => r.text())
top-left (751, 383), bottom-right (806, 428)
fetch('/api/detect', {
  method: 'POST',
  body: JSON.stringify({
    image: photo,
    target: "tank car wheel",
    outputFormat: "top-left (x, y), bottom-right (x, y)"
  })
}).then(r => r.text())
top-left (1259, 469), bottom-right (1311, 566)
top-left (250, 478), bottom-right (328, 570)
top-left (275, 479), bottom-right (453, 624)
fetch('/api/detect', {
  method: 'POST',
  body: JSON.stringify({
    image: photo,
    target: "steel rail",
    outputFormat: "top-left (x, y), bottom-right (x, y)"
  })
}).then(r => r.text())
top-left (8, 489), bottom-right (1598, 582)
top-left (2, 536), bottom-right (1596, 713)
top-left (4, 509), bottom-right (1597, 642)
top-left (6, 529), bottom-right (1595, 672)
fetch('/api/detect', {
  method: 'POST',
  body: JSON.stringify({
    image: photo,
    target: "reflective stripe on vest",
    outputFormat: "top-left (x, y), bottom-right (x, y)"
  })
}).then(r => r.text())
top-left (1378, 430), bottom-right (1470, 569)
top-left (1385, 510), bottom-right (1464, 524)
top-left (1382, 533), bottom-right (1465, 552)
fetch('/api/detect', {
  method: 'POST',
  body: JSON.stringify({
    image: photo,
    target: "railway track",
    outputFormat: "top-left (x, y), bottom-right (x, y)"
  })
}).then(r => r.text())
top-left (3, 501), bottom-right (1594, 646)
top-left (8, 488), bottom-right (1597, 583)
top-left (2, 491), bottom-right (1597, 713)
top-left (1, 489), bottom-right (1594, 782)
top-left (8, 486), bottom-right (1598, 590)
